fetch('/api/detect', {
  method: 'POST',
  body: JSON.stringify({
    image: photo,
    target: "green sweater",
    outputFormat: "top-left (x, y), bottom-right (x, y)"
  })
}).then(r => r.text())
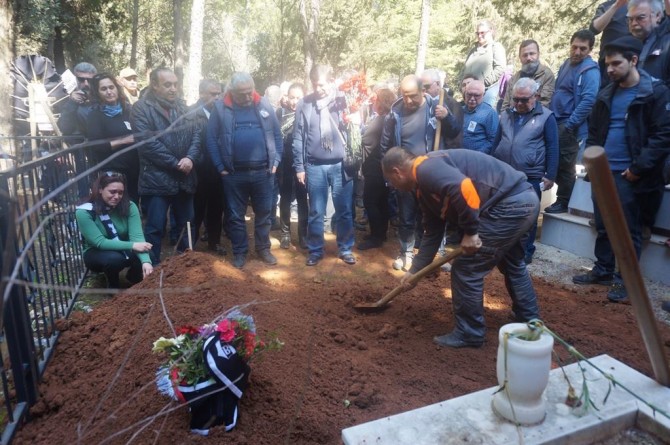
top-left (75, 201), bottom-right (151, 264)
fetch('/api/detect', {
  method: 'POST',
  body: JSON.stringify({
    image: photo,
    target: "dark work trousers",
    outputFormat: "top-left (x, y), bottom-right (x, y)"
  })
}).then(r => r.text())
top-left (450, 186), bottom-right (540, 341)
top-left (278, 158), bottom-right (308, 243)
top-left (555, 124), bottom-right (580, 206)
top-left (193, 162), bottom-right (225, 249)
top-left (142, 192), bottom-right (194, 265)
top-left (592, 171), bottom-right (642, 278)
top-left (84, 249), bottom-right (143, 288)
top-left (396, 189), bottom-right (423, 257)
top-left (362, 173), bottom-right (389, 243)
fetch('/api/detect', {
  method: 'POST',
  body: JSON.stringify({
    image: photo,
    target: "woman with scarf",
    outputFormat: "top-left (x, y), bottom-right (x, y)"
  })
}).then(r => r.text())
top-left (76, 173), bottom-right (153, 288)
top-left (86, 73), bottom-right (140, 201)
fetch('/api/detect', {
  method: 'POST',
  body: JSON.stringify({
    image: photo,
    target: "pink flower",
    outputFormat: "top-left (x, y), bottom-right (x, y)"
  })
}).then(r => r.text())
top-left (216, 319), bottom-right (236, 343)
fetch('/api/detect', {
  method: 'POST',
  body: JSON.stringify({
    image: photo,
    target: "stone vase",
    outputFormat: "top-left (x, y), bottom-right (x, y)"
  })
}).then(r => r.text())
top-left (492, 322), bottom-right (554, 425)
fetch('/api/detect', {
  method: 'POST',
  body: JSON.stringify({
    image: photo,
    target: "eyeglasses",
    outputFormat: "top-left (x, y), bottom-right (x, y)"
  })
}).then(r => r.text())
top-left (476, 30), bottom-right (490, 36)
top-left (465, 93), bottom-right (483, 99)
top-left (627, 14), bottom-right (649, 23)
top-left (76, 76), bottom-right (92, 83)
top-left (512, 96), bottom-right (532, 104)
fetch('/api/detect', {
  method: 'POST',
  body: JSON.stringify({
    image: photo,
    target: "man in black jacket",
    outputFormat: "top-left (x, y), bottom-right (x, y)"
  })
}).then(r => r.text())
top-left (572, 36), bottom-right (670, 302)
top-left (131, 67), bottom-right (201, 264)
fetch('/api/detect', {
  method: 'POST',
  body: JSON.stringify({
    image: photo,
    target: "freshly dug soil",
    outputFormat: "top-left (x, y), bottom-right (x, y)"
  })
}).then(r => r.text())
top-left (14, 242), bottom-right (670, 445)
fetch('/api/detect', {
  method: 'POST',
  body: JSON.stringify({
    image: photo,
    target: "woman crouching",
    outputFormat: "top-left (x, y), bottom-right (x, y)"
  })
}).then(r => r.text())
top-left (76, 172), bottom-right (153, 288)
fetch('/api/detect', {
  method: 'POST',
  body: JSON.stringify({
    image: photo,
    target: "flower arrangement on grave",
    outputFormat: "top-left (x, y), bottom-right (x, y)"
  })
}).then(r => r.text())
top-left (152, 309), bottom-right (282, 435)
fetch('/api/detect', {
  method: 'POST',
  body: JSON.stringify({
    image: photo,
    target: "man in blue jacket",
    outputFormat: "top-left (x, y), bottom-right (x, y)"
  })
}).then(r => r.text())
top-left (207, 72), bottom-right (283, 269)
top-left (572, 36), bottom-right (670, 302)
top-left (545, 30), bottom-right (600, 214)
top-left (380, 75), bottom-right (461, 272)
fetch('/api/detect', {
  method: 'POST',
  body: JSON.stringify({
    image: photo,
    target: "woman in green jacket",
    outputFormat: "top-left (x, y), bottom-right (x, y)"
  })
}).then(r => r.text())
top-left (76, 172), bottom-right (153, 288)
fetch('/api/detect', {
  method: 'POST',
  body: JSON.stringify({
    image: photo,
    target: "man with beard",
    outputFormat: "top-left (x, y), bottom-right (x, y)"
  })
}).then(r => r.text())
top-left (501, 40), bottom-right (555, 111)
top-left (572, 36), bottom-right (670, 303)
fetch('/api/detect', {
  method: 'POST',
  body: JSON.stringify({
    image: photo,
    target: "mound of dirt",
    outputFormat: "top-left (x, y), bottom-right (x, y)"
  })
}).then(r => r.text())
top-left (14, 248), bottom-right (670, 444)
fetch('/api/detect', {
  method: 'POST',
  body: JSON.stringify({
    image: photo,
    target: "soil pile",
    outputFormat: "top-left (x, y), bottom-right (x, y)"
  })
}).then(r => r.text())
top-left (14, 248), bottom-right (670, 444)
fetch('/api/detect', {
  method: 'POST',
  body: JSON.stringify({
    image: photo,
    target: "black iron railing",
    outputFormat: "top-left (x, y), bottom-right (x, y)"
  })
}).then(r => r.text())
top-left (0, 139), bottom-right (90, 444)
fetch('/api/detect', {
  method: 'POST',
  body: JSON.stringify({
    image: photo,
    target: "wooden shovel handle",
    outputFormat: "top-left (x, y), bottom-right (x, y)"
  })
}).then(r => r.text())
top-left (432, 88), bottom-right (445, 151)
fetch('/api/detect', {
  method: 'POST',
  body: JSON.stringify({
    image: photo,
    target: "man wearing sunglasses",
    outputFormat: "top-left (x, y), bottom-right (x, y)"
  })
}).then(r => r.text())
top-left (545, 30), bottom-right (600, 215)
top-left (492, 77), bottom-right (559, 264)
top-left (57, 62), bottom-right (97, 136)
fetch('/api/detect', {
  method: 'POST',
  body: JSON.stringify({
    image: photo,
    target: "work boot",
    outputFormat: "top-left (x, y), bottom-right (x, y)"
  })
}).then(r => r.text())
top-left (258, 249), bottom-right (277, 265)
top-left (280, 235), bottom-right (291, 249)
top-left (607, 282), bottom-right (628, 303)
top-left (433, 331), bottom-right (484, 349)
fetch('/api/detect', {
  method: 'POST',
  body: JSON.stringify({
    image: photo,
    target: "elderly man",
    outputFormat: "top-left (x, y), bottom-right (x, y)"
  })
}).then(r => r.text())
top-left (572, 36), bottom-right (670, 302)
top-left (119, 67), bottom-right (140, 105)
top-left (131, 67), bottom-right (201, 264)
top-left (493, 78), bottom-right (559, 264)
top-left (207, 72), bottom-right (282, 269)
top-left (462, 79), bottom-right (499, 154)
top-left (192, 79), bottom-right (225, 256)
top-left (383, 147), bottom-right (541, 348)
top-left (421, 68), bottom-right (464, 148)
top-left (628, 0), bottom-right (670, 82)
top-left (380, 74), bottom-right (462, 272)
top-left (292, 64), bottom-right (356, 267)
top-left (501, 40), bottom-right (556, 110)
top-left (545, 30), bottom-right (600, 214)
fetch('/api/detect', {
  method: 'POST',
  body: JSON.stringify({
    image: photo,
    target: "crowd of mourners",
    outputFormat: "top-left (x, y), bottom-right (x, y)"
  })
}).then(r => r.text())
top-left (60, 0), bottom-right (670, 347)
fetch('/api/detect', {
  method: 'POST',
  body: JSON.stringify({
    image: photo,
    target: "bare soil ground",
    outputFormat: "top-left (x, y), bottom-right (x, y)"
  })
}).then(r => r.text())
top-left (13, 231), bottom-right (670, 445)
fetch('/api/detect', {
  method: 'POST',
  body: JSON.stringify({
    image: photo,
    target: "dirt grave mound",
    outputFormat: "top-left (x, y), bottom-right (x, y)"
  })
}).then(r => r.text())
top-left (14, 250), bottom-right (670, 444)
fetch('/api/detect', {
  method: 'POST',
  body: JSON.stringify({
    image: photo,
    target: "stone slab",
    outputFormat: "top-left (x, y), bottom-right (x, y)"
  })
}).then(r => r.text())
top-left (342, 355), bottom-right (670, 445)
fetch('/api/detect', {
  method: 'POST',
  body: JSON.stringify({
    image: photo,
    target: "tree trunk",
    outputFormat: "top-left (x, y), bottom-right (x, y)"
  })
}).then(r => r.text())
top-left (130, 0), bottom-right (139, 69)
top-left (173, 0), bottom-right (185, 93)
top-left (299, 0), bottom-right (320, 86)
top-left (186, 0), bottom-right (205, 104)
top-left (415, 0), bottom-right (430, 76)
top-left (53, 26), bottom-right (65, 73)
top-left (1, 0), bottom-right (14, 146)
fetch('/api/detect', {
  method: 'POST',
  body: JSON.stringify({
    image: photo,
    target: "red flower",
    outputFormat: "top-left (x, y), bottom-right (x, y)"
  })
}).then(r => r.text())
top-left (216, 319), bottom-right (236, 343)
top-left (176, 325), bottom-right (199, 336)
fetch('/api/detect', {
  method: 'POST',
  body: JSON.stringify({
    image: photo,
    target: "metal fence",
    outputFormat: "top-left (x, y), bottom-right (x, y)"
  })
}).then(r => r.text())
top-left (0, 138), bottom-right (90, 444)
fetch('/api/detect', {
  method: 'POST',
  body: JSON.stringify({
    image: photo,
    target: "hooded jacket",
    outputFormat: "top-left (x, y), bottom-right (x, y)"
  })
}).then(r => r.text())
top-left (206, 91), bottom-right (282, 174)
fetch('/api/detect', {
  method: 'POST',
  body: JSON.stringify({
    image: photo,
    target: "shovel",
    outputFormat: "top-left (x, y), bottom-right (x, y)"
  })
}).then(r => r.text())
top-left (354, 245), bottom-right (498, 313)
top-left (354, 247), bottom-right (463, 313)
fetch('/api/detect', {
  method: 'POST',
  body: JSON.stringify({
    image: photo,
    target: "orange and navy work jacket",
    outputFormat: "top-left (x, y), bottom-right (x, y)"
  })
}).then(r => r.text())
top-left (409, 149), bottom-right (528, 270)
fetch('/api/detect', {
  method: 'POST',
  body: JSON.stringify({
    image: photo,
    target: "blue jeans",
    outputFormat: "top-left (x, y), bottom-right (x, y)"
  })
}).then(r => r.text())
top-left (142, 192), bottom-right (194, 265)
top-left (396, 189), bottom-right (423, 256)
top-left (305, 162), bottom-right (354, 257)
top-left (450, 187), bottom-right (540, 340)
top-left (222, 170), bottom-right (273, 255)
top-left (592, 171), bottom-right (642, 277)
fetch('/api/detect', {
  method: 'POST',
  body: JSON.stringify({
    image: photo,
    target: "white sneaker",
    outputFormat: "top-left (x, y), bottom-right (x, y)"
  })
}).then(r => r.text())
top-left (392, 255), bottom-right (413, 271)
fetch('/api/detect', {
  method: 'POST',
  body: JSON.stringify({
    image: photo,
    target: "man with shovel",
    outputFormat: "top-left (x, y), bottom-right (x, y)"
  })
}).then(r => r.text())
top-left (382, 147), bottom-right (541, 348)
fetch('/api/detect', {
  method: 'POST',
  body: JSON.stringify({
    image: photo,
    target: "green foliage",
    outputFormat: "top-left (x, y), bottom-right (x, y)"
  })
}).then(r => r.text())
top-left (13, 0), bottom-right (605, 93)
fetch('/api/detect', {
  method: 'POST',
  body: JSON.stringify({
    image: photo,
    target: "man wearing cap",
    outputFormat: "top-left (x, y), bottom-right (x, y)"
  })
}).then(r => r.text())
top-left (119, 67), bottom-right (140, 105)
top-left (572, 35), bottom-right (670, 303)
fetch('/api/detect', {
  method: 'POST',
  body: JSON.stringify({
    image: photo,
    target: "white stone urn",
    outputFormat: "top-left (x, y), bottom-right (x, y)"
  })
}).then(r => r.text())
top-left (492, 322), bottom-right (554, 425)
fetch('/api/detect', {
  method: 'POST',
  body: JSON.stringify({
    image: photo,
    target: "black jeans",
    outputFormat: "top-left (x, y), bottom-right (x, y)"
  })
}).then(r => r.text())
top-left (84, 249), bottom-right (143, 288)
top-left (194, 163), bottom-right (225, 249)
top-left (555, 124), bottom-right (580, 205)
top-left (362, 173), bottom-right (389, 242)
top-left (278, 158), bottom-right (308, 242)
